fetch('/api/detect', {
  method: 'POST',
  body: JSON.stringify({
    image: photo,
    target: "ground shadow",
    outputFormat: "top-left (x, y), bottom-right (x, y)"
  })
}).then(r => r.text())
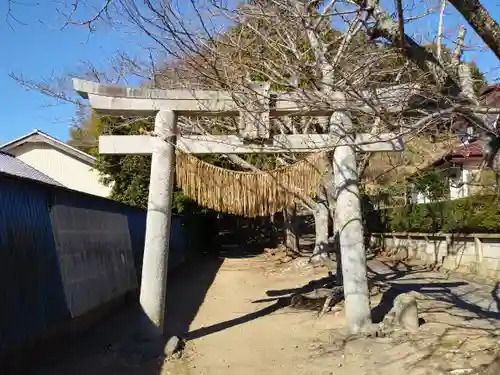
top-left (28, 303), bottom-right (167, 375)
top-left (492, 282), bottom-right (500, 313)
top-left (185, 298), bottom-right (290, 341)
top-left (163, 256), bottom-right (224, 338)
top-left (369, 260), bottom-right (500, 323)
top-left (29, 254), bottom-right (223, 375)
top-left (184, 273), bottom-right (340, 341)
top-left (265, 275), bottom-right (337, 298)
top-left (366, 260), bottom-right (436, 283)
top-left (371, 282), bottom-right (469, 323)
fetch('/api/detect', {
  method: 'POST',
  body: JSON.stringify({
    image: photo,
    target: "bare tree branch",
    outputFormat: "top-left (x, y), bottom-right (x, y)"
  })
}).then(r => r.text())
top-left (448, 0), bottom-right (500, 59)
top-left (452, 25), bottom-right (467, 67)
top-left (351, 0), bottom-right (460, 92)
top-left (59, 0), bottom-right (113, 31)
top-left (436, 0), bottom-right (447, 63)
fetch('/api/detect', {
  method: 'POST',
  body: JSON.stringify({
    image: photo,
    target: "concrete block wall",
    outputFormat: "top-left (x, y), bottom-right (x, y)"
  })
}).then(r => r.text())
top-left (50, 201), bottom-right (138, 317)
top-left (370, 232), bottom-right (500, 279)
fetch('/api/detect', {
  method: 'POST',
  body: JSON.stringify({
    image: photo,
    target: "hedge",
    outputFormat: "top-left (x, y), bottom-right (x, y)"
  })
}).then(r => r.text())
top-left (365, 195), bottom-right (500, 234)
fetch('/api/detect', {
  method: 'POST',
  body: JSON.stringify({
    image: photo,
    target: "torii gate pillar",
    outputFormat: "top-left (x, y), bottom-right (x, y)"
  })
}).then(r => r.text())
top-left (139, 110), bottom-right (177, 335)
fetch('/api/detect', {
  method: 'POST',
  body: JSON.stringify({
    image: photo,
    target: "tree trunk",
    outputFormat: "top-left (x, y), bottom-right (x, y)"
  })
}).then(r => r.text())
top-left (458, 63), bottom-right (478, 102)
top-left (448, 0), bottom-right (500, 60)
top-left (311, 155), bottom-right (335, 259)
top-left (269, 213), bottom-right (278, 248)
top-left (495, 173), bottom-right (500, 198)
top-left (333, 228), bottom-right (343, 284)
top-left (322, 159), bottom-right (342, 282)
top-left (284, 204), bottom-right (299, 253)
top-left (331, 111), bottom-right (372, 334)
top-left (312, 201), bottom-right (329, 256)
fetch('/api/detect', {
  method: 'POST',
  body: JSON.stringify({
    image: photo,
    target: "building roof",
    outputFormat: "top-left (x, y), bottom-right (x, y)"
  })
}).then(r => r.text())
top-left (405, 140), bottom-right (484, 181)
top-left (0, 151), bottom-right (63, 186)
top-left (0, 129), bottom-right (96, 165)
top-left (444, 141), bottom-right (484, 159)
top-left (424, 141), bottom-right (485, 170)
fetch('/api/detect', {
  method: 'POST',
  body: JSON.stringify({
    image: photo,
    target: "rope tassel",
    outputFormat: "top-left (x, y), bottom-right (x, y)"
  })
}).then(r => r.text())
top-left (175, 151), bottom-right (327, 217)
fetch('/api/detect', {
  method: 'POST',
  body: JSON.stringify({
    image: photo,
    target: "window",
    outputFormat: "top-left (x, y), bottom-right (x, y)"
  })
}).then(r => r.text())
top-left (459, 126), bottom-right (475, 145)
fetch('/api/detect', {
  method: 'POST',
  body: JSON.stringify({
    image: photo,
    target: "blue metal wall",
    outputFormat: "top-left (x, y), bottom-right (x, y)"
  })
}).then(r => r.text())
top-left (0, 176), bottom-right (69, 352)
top-left (0, 172), bottom-right (191, 353)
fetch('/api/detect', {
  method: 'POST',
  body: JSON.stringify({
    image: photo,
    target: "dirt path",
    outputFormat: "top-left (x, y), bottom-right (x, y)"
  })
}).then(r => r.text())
top-left (163, 254), bottom-right (341, 375)
top-left (32, 251), bottom-right (500, 375)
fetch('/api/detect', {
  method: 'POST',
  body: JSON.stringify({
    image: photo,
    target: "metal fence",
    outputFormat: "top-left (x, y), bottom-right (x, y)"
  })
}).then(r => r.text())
top-left (0, 172), bottom-right (191, 353)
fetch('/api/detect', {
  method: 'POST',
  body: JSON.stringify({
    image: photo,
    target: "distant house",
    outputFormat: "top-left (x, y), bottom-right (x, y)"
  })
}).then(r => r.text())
top-left (0, 150), bottom-right (62, 186)
top-left (409, 140), bottom-right (489, 204)
top-left (406, 84), bottom-right (500, 204)
top-left (0, 130), bottom-right (112, 198)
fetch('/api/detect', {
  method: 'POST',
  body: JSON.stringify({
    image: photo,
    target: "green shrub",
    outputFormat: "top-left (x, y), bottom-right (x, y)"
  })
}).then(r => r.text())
top-left (365, 195), bottom-right (500, 233)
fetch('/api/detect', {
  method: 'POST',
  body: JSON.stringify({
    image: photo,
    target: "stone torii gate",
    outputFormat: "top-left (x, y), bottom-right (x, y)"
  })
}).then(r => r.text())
top-left (73, 79), bottom-right (416, 335)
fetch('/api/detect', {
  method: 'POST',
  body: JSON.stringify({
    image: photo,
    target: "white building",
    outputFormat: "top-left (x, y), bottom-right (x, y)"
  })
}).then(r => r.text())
top-left (0, 129), bottom-right (112, 198)
top-left (409, 141), bottom-right (485, 204)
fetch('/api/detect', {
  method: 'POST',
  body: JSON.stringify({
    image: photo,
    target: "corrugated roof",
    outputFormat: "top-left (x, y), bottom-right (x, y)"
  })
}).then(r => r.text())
top-left (0, 151), bottom-right (63, 186)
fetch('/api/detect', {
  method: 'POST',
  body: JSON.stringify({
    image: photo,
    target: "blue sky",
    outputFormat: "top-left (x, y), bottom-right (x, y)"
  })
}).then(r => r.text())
top-left (0, 0), bottom-right (498, 145)
top-left (0, 1), bottom-right (147, 144)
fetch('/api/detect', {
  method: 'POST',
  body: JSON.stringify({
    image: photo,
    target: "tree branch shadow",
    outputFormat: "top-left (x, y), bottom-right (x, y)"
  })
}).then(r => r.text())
top-left (185, 273), bottom-right (345, 341)
top-left (368, 260), bottom-right (500, 323)
top-left (265, 275), bottom-right (336, 297)
top-left (492, 282), bottom-right (500, 313)
top-left (371, 282), bottom-right (469, 323)
top-left (185, 298), bottom-right (291, 341)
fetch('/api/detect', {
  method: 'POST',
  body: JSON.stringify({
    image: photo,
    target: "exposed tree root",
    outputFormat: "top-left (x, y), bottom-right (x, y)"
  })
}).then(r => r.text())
top-left (289, 286), bottom-right (344, 316)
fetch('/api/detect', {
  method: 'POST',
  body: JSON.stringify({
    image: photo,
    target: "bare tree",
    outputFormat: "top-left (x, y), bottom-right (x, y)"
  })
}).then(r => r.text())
top-left (11, 0), bottom-right (500, 334)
